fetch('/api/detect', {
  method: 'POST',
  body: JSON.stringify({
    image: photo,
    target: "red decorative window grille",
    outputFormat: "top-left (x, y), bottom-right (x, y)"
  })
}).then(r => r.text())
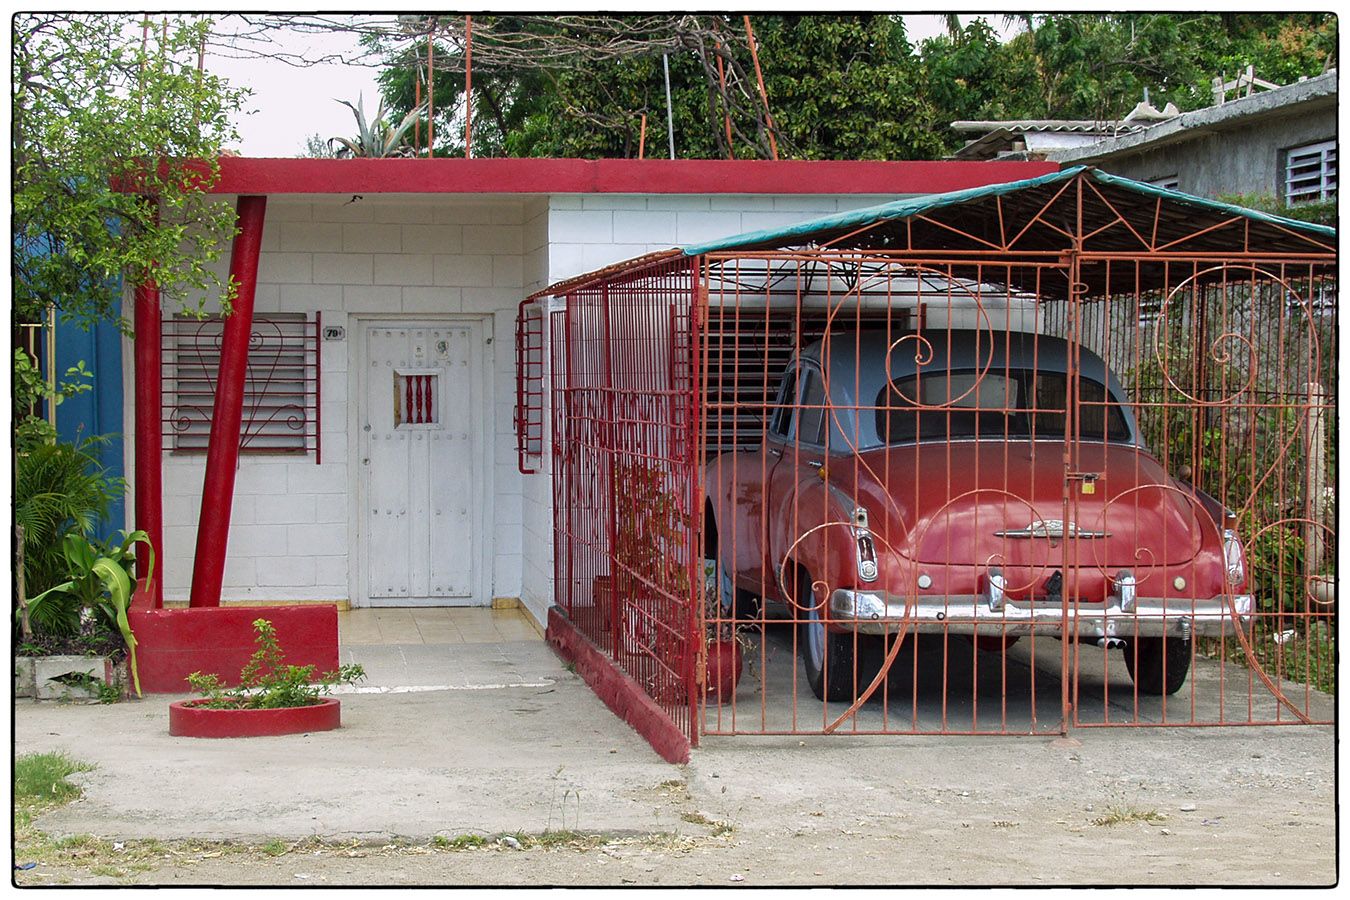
top-left (394, 371), bottom-right (440, 426)
top-left (162, 312), bottom-right (321, 460)
top-left (515, 298), bottom-right (545, 473)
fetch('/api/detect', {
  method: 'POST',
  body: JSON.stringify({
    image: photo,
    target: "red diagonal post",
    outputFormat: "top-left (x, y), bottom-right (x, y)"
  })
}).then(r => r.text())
top-left (189, 195), bottom-right (267, 608)
top-left (133, 275), bottom-right (163, 609)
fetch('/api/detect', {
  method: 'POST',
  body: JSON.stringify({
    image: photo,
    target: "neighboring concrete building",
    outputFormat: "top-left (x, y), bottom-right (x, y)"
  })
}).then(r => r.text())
top-left (124, 157), bottom-right (1056, 631)
top-left (955, 70), bottom-right (1338, 206)
top-left (1048, 70), bottom-right (1337, 205)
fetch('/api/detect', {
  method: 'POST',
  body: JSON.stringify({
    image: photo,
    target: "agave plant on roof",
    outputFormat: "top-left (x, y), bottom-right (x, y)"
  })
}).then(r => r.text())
top-left (329, 95), bottom-right (427, 159)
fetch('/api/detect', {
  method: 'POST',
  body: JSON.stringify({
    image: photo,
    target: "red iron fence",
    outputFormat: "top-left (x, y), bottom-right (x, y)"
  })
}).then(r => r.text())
top-left (539, 171), bottom-right (1335, 744)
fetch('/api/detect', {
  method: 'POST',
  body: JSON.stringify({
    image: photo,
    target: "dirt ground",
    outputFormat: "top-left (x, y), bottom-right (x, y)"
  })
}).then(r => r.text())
top-left (12, 636), bottom-right (1339, 887)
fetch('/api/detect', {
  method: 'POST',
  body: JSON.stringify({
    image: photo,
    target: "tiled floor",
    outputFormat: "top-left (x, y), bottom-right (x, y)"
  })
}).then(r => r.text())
top-left (338, 607), bottom-right (542, 646)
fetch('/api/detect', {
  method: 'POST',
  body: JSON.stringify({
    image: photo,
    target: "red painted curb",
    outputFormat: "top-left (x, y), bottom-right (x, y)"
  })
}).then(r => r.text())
top-left (546, 606), bottom-right (691, 765)
top-left (168, 698), bottom-right (342, 738)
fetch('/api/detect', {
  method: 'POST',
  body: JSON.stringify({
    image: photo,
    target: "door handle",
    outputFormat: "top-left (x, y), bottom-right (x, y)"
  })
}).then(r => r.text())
top-left (806, 460), bottom-right (823, 469)
top-left (768, 447), bottom-right (782, 458)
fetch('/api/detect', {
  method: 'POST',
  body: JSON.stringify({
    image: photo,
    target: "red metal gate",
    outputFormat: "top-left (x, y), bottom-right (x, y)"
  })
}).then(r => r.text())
top-left (547, 256), bottom-right (703, 742)
top-left (1055, 255), bottom-right (1336, 728)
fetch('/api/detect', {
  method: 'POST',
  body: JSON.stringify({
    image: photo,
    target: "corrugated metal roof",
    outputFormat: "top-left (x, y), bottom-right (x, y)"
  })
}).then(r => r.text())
top-left (951, 120), bottom-right (1150, 135)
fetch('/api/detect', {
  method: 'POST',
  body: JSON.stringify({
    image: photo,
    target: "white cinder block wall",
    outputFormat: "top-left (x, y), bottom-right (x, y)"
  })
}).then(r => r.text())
top-left (154, 195), bottom-right (530, 605)
top-left (143, 190), bottom-right (921, 622)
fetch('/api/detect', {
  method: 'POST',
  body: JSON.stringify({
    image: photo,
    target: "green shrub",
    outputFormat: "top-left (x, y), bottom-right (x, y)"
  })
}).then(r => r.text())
top-left (15, 438), bottom-right (121, 620)
top-left (24, 531), bottom-right (153, 697)
top-left (186, 618), bottom-right (365, 709)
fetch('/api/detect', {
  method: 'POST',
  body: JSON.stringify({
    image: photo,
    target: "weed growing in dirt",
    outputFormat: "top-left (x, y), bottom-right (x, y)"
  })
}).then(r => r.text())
top-left (546, 765), bottom-right (582, 834)
top-left (1092, 806), bottom-right (1167, 827)
top-left (680, 811), bottom-right (735, 836)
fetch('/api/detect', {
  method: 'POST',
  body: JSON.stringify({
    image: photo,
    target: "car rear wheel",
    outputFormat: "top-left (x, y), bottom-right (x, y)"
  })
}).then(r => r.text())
top-left (798, 572), bottom-right (860, 702)
top-left (1123, 636), bottom-right (1192, 696)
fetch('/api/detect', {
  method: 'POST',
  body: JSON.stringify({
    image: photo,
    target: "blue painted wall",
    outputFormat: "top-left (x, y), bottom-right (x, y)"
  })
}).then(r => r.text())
top-left (51, 313), bottom-right (126, 539)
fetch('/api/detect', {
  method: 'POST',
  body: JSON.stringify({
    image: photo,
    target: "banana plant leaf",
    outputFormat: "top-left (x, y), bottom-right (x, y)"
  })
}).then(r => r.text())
top-left (23, 529), bottom-right (154, 698)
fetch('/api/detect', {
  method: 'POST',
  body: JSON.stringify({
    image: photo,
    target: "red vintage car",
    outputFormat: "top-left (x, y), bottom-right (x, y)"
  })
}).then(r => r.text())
top-left (704, 329), bottom-right (1252, 700)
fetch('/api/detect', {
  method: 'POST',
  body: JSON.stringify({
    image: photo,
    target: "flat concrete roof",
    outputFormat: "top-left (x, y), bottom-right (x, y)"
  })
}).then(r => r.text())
top-left (1048, 70), bottom-right (1338, 164)
top-left (203, 157), bottom-right (1059, 196)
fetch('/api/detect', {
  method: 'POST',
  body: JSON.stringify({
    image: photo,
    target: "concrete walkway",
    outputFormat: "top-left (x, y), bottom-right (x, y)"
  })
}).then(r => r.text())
top-left (17, 609), bottom-right (692, 841)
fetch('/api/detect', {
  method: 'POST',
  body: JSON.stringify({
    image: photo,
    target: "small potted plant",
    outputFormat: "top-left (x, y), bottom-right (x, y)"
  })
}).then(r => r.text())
top-left (170, 618), bottom-right (365, 738)
top-left (702, 557), bottom-right (746, 701)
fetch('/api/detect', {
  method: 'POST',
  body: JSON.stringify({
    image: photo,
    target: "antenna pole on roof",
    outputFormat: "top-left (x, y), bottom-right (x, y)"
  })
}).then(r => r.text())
top-left (426, 23), bottom-right (435, 157)
top-left (464, 15), bottom-right (473, 159)
top-left (663, 53), bottom-right (676, 159)
top-left (743, 15), bottom-right (779, 161)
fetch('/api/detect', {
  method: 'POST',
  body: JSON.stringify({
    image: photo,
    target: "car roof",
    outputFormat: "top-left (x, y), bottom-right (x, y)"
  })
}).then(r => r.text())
top-left (789, 329), bottom-right (1138, 449)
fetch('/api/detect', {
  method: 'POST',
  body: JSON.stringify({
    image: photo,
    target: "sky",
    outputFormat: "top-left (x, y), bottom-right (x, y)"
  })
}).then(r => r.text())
top-left (207, 14), bottom-right (1016, 158)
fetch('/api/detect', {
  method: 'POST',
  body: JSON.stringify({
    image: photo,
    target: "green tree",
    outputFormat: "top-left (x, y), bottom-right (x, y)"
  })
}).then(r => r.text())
top-left (12, 14), bottom-right (247, 329)
top-left (370, 15), bottom-right (554, 158)
top-left (743, 16), bottom-right (942, 161)
top-left (373, 14), bottom-right (944, 161)
top-left (919, 18), bottom-right (1044, 146)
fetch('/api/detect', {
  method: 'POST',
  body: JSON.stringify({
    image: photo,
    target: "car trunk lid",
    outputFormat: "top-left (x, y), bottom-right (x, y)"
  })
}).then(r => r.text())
top-left (853, 441), bottom-right (1205, 568)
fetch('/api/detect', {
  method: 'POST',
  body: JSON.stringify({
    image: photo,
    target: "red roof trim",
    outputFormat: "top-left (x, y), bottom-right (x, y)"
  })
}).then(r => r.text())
top-left (209, 157), bottom-right (1059, 195)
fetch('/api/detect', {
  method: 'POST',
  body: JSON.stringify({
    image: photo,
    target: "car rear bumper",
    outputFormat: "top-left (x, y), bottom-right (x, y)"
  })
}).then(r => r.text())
top-left (827, 588), bottom-right (1253, 640)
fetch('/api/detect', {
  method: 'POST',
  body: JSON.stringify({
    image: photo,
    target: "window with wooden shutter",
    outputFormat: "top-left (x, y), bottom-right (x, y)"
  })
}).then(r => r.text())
top-left (163, 313), bottom-right (320, 458)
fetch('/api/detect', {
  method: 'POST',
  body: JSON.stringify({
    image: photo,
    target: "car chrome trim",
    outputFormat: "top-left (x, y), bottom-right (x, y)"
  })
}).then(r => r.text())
top-left (994, 519), bottom-right (1111, 539)
top-left (828, 588), bottom-right (1253, 639)
top-left (1116, 570), bottom-right (1138, 613)
top-left (984, 568), bottom-right (1008, 611)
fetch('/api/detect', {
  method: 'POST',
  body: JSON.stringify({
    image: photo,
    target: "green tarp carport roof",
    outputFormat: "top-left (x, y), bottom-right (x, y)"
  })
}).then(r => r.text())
top-left (679, 165), bottom-right (1334, 257)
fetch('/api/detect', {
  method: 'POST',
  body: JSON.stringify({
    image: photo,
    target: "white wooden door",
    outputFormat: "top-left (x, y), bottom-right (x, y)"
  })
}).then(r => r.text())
top-left (359, 322), bottom-right (482, 605)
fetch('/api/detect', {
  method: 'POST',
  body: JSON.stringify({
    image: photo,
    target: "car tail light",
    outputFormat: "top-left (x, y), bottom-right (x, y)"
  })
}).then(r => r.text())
top-left (852, 506), bottom-right (879, 583)
top-left (1223, 529), bottom-right (1246, 587)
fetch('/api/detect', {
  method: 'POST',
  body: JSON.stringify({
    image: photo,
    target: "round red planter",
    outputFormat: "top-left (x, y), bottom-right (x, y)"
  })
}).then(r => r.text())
top-left (169, 698), bottom-right (342, 738)
top-left (706, 640), bottom-right (743, 700)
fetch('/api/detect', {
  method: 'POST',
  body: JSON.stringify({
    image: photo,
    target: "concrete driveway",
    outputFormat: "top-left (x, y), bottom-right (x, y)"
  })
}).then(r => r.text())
top-left (13, 608), bottom-right (1337, 885)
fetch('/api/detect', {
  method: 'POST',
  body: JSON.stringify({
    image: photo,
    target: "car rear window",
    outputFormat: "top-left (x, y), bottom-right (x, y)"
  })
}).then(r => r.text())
top-left (876, 369), bottom-right (1131, 443)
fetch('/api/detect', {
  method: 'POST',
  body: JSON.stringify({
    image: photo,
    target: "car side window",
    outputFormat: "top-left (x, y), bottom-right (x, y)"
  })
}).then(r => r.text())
top-left (770, 367), bottom-right (798, 438)
top-left (797, 367), bottom-right (828, 447)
